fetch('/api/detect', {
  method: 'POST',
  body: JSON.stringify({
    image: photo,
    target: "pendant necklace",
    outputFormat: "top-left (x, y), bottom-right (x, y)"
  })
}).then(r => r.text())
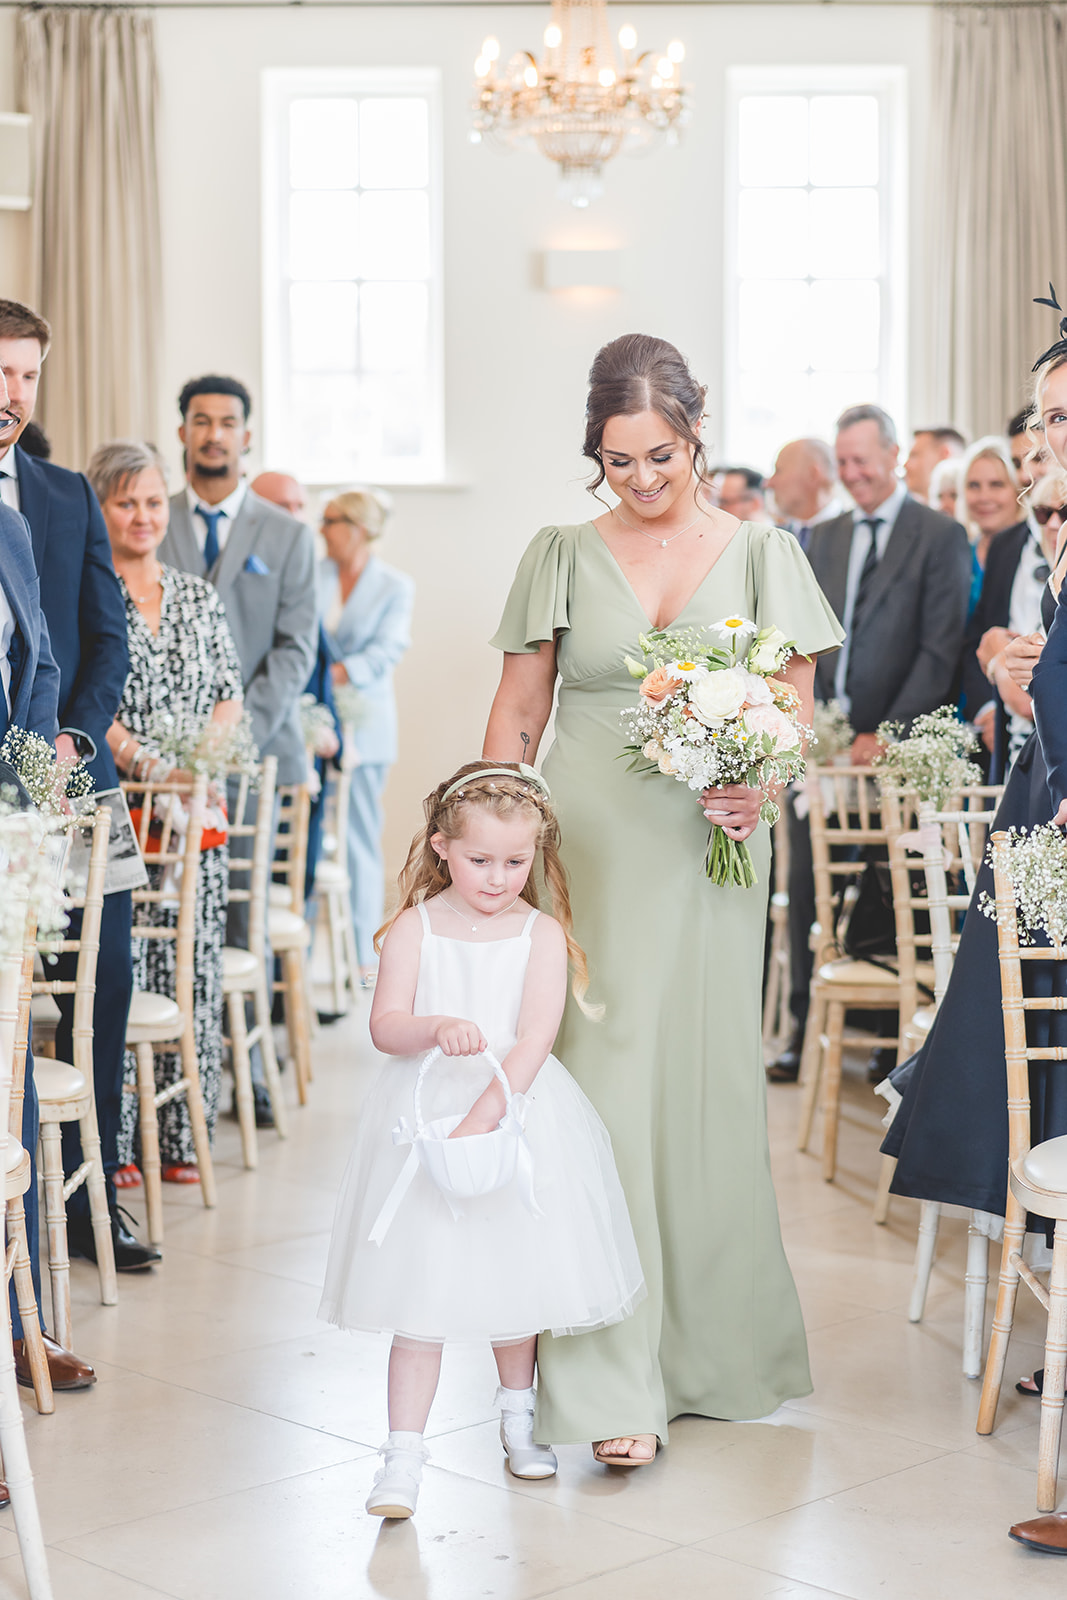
top-left (612, 503), bottom-right (708, 549)
top-left (125, 569), bottom-right (162, 605)
top-left (440, 893), bottom-right (520, 933)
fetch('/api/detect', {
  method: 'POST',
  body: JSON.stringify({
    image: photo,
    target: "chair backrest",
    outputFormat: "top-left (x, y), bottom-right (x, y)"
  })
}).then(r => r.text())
top-left (806, 764), bottom-right (888, 968)
top-left (226, 756), bottom-right (278, 955)
top-left (991, 828), bottom-right (1067, 1171)
top-left (121, 774), bottom-right (207, 1036)
top-left (880, 785), bottom-right (927, 1018)
top-left (914, 787), bottom-right (1003, 1004)
top-left (31, 806), bottom-right (111, 1083)
top-left (9, 821), bottom-right (76, 1135)
top-left (272, 783), bottom-right (311, 914)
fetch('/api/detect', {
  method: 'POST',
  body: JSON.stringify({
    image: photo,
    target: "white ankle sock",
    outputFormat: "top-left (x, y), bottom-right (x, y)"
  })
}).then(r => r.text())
top-left (496, 1385), bottom-right (536, 1415)
top-left (383, 1430), bottom-right (426, 1457)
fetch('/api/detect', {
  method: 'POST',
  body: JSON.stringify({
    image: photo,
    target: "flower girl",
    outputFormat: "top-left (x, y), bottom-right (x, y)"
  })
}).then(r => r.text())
top-left (319, 761), bottom-right (644, 1518)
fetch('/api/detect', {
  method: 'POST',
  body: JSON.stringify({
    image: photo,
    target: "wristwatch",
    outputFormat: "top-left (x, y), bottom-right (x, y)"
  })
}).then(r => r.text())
top-left (58, 727), bottom-right (97, 763)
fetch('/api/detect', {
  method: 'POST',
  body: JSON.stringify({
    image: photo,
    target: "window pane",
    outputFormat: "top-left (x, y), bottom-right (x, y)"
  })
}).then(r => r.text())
top-left (289, 191), bottom-right (358, 280)
top-left (810, 279), bottom-right (879, 370)
top-left (736, 370), bottom-right (812, 470)
top-left (290, 281), bottom-right (358, 372)
top-left (289, 99), bottom-right (358, 190)
top-left (739, 279), bottom-right (809, 372)
top-left (360, 98), bottom-right (429, 188)
top-left (360, 282), bottom-right (428, 370)
top-left (808, 370), bottom-right (879, 434)
top-left (738, 96), bottom-right (807, 187)
top-left (738, 189), bottom-right (808, 278)
top-left (360, 192), bottom-right (431, 280)
top-left (289, 373), bottom-right (369, 474)
top-left (364, 373), bottom-right (426, 458)
top-left (809, 96), bottom-right (878, 187)
top-left (807, 189), bottom-right (879, 278)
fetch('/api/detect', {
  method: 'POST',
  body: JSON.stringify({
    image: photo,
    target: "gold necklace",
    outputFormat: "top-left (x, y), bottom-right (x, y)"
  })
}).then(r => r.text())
top-left (440, 893), bottom-right (520, 933)
top-left (612, 503), bottom-right (708, 548)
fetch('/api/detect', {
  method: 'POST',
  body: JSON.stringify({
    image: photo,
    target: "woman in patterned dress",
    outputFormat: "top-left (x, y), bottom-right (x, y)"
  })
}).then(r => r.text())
top-left (86, 442), bottom-right (244, 1184)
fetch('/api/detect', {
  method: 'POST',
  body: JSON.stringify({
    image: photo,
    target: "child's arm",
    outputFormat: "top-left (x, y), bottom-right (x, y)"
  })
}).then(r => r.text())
top-left (370, 907), bottom-right (488, 1058)
top-left (448, 916), bottom-right (568, 1138)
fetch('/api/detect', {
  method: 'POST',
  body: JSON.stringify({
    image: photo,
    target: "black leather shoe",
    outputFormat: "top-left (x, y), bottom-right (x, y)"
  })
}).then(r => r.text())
top-left (68, 1205), bottom-right (161, 1272)
top-left (767, 1026), bottom-right (805, 1083)
top-left (253, 1083), bottom-right (275, 1128)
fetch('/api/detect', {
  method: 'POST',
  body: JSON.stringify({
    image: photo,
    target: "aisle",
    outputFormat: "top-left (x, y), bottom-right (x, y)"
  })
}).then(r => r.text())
top-left (0, 1025), bottom-right (1061, 1599)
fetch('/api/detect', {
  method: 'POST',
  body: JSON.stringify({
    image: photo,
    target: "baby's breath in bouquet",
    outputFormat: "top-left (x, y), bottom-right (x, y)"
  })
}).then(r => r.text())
top-left (332, 681), bottom-right (365, 729)
top-left (299, 694), bottom-right (337, 756)
top-left (621, 617), bottom-right (810, 888)
top-left (979, 824), bottom-right (1067, 948)
top-left (873, 706), bottom-right (981, 805)
top-left (812, 700), bottom-right (855, 761)
top-left (145, 709), bottom-right (260, 785)
top-left (0, 801), bottom-right (69, 957)
top-left (0, 726), bottom-right (93, 814)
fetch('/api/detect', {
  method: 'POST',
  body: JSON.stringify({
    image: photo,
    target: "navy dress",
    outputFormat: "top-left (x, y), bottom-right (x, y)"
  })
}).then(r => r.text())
top-left (883, 583), bottom-right (1067, 1219)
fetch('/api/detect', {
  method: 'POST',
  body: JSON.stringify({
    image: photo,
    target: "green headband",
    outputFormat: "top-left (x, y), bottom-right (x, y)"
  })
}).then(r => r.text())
top-left (441, 763), bottom-right (552, 805)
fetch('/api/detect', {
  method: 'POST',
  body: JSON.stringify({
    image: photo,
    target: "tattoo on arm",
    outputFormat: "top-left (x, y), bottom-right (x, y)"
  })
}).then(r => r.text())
top-left (520, 731), bottom-right (531, 762)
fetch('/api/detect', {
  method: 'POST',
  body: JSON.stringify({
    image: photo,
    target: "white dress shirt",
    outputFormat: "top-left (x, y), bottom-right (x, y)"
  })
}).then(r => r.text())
top-left (185, 479), bottom-right (248, 558)
top-left (0, 454), bottom-right (23, 712)
top-left (0, 446), bottom-right (20, 513)
top-left (1008, 518), bottom-right (1050, 639)
top-left (834, 480), bottom-right (908, 708)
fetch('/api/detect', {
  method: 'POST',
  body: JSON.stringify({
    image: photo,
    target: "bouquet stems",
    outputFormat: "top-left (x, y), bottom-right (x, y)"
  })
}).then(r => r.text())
top-left (704, 825), bottom-right (758, 888)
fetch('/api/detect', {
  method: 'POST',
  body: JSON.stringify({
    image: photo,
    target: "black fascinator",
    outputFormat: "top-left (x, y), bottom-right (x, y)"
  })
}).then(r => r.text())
top-left (1033, 283), bottom-right (1067, 371)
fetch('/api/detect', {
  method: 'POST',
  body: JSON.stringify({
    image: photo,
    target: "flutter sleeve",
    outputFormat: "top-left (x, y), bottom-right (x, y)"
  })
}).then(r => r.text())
top-left (490, 526), bottom-right (574, 653)
top-left (748, 524), bottom-right (844, 658)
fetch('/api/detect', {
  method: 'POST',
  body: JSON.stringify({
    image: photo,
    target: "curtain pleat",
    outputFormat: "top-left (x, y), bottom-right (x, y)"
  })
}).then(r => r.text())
top-left (925, 4), bottom-right (1067, 436)
top-left (17, 7), bottom-right (162, 470)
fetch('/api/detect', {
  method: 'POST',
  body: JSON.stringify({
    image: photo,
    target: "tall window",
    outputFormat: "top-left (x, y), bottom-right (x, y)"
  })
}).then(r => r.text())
top-left (724, 67), bottom-right (906, 471)
top-left (263, 68), bottom-right (443, 484)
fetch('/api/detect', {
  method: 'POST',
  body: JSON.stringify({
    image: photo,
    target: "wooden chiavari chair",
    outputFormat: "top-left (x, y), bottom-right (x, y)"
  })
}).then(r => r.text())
top-left (762, 808), bottom-right (791, 1057)
top-left (269, 783), bottom-right (313, 1104)
top-left (313, 752), bottom-right (361, 1016)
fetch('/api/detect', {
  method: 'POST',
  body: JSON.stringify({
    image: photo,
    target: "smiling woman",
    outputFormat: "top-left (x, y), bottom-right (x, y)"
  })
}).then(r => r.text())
top-left (484, 333), bottom-right (843, 1465)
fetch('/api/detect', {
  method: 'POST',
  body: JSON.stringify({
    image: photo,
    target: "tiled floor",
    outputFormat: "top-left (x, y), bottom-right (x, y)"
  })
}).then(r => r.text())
top-left (0, 1014), bottom-right (1062, 1599)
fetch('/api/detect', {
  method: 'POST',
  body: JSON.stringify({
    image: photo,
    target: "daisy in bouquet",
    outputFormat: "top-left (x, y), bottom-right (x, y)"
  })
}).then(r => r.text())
top-left (621, 617), bottom-right (810, 887)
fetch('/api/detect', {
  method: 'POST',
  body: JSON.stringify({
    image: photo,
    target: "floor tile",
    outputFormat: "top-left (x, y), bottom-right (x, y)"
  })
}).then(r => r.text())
top-left (539, 1545), bottom-right (851, 1598)
top-left (0, 1545), bottom-right (179, 1600)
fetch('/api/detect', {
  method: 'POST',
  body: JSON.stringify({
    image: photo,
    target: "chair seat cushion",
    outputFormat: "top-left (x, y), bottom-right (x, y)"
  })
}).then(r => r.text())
top-left (268, 907), bottom-right (310, 950)
top-left (1020, 1135), bottom-right (1067, 1196)
top-left (816, 958), bottom-right (899, 987)
top-left (222, 946), bottom-right (260, 984)
top-left (34, 1057), bottom-right (87, 1104)
top-left (126, 989), bottom-right (182, 1041)
top-left (314, 859), bottom-right (349, 891)
top-left (909, 1007), bottom-right (935, 1035)
top-left (4, 1135), bottom-right (29, 1193)
top-left (30, 993), bottom-right (61, 1028)
top-left (269, 883), bottom-right (292, 907)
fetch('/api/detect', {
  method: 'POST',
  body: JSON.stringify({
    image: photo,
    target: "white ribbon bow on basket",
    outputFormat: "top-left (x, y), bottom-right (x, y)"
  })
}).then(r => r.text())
top-left (368, 1045), bottom-right (543, 1246)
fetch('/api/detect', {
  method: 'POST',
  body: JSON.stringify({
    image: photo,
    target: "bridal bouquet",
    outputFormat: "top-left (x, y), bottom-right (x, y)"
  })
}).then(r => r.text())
top-left (621, 618), bottom-right (809, 888)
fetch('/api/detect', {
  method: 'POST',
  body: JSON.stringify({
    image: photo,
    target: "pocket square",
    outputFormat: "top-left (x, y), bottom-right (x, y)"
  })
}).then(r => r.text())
top-left (245, 553), bottom-right (271, 576)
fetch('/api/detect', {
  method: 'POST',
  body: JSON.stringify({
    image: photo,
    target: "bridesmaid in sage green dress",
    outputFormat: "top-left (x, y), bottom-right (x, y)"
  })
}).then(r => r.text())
top-left (485, 335), bottom-right (843, 1462)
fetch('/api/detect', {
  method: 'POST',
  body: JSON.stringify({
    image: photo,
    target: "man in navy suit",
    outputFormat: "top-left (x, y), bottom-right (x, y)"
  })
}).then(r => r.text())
top-left (0, 302), bottom-right (160, 1338)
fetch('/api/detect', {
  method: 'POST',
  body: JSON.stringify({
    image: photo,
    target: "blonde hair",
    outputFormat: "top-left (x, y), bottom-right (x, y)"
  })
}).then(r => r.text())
top-left (330, 487), bottom-right (391, 540)
top-left (377, 761), bottom-right (599, 1017)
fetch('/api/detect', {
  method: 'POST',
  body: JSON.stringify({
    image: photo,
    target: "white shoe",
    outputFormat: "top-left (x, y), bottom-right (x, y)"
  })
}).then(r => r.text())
top-left (499, 1397), bottom-right (558, 1480)
top-left (365, 1434), bottom-right (428, 1518)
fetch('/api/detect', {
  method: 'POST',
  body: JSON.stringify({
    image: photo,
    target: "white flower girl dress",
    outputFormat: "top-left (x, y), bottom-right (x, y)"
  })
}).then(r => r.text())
top-left (320, 902), bottom-right (644, 1344)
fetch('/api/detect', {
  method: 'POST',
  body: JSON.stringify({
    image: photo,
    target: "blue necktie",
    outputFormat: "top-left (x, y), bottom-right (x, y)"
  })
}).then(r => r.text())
top-left (198, 506), bottom-right (223, 572)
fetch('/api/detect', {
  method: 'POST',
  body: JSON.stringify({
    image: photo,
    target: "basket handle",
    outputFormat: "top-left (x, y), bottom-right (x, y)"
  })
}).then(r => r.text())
top-left (413, 1044), bottom-right (512, 1137)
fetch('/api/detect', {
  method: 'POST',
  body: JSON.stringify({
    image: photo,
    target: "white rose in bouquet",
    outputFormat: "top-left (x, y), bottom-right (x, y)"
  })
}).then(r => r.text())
top-left (740, 671), bottom-right (773, 707)
top-left (748, 626), bottom-right (791, 674)
top-left (689, 667), bottom-right (748, 726)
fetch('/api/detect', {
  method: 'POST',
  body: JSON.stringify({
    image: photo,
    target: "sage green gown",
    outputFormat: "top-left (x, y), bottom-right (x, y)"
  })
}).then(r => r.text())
top-left (491, 520), bottom-right (844, 1444)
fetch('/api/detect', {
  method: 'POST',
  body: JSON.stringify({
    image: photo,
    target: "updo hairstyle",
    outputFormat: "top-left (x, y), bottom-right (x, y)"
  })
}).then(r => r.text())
top-left (583, 334), bottom-right (709, 499)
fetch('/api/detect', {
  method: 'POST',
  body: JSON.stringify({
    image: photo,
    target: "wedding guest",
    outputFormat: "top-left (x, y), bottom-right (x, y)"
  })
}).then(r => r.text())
top-left (318, 489), bottom-right (414, 985)
top-left (709, 466), bottom-right (767, 521)
top-left (0, 300), bottom-right (150, 1400)
top-left (928, 456), bottom-right (962, 521)
top-left (770, 403), bottom-right (972, 1082)
top-left (1009, 407), bottom-right (1055, 491)
top-left (249, 470), bottom-right (305, 520)
top-left (486, 333), bottom-right (842, 1464)
top-left (765, 437), bottom-right (843, 551)
top-left (88, 440), bottom-right (244, 1184)
top-left (904, 426), bottom-right (966, 502)
top-left (161, 377), bottom-right (316, 1126)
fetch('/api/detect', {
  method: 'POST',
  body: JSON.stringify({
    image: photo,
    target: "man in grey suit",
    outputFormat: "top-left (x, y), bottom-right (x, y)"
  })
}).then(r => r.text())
top-left (161, 375), bottom-right (317, 1120)
top-left (769, 403), bottom-right (973, 1081)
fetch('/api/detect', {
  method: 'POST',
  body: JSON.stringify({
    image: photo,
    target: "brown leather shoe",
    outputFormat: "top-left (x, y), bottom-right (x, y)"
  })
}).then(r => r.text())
top-left (1009, 1513), bottom-right (1067, 1553)
top-left (13, 1333), bottom-right (95, 1391)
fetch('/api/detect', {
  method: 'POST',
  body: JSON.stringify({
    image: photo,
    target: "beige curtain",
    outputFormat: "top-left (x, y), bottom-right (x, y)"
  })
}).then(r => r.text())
top-left (18, 7), bottom-right (161, 469)
top-left (925, 5), bottom-right (1067, 437)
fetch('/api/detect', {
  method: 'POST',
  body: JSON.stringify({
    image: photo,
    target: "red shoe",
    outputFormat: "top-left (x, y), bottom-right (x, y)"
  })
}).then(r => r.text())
top-left (113, 1164), bottom-right (142, 1189)
top-left (161, 1164), bottom-right (200, 1184)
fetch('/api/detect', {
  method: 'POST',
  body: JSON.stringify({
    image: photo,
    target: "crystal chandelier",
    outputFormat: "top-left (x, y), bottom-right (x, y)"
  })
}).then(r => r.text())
top-left (471, 0), bottom-right (688, 208)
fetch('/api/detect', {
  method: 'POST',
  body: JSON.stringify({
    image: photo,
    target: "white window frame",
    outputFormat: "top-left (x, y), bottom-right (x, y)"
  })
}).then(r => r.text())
top-left (262, 66), bottom-right (444, 486)
top-left (723, 65), bottom-right (908, 468)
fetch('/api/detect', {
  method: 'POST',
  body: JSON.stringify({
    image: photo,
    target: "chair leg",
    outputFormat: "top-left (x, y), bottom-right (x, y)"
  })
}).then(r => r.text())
top-left (7, 1197), bottom-right (53, 1415)
top-left (962, 1220), bottom-right (990, 1380)
top-left (977, 1190), bottom-right (1027, 1435)
top-left (253, 980), bottom-right (288, 1139)
top-left (282, 949), bottom-right (311, 1105)
top-left (227, 990), bottom-right (257, 1170)
top-left (341, 903), bottom-right (361, 1007)
top-left (79, 1102), bottom-right (117, 1308)
top-left (873, 1153), bottom-right (896, 1226)
top-left (37, 1121), bottom-right (71, 1353)
top-left (136, 1042), bottom-right (164, 1247)
top-left (327, 890), bottom-right (348, 1015)
top-left (177, 1027), bottom-right (216, 1211)
top-left (0, 1299), bottom-right (54, 1596)
top-left (797, 992), bottom-right (826, 1153)
top-left (1038, 1223), bottom-right (1067, 1511)
top-left (909, 1200), bottom-right (942, 1323)
top-left (820, 1001), bottom-right (846, 1183)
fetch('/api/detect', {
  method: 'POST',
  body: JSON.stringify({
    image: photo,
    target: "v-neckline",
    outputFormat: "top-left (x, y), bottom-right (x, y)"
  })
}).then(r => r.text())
top-left (585, 519), bottom-right (749, 632)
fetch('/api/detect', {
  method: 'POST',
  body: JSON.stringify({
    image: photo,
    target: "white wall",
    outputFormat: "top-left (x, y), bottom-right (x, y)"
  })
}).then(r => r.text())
top-left (0, 2), bottom-right (932, 877)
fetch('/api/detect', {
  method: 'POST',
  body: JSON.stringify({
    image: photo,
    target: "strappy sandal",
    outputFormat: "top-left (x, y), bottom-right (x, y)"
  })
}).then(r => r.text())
top-left (592, 1434), bottom-right (658, 1467)
top-left (1017, 1369), bottom-right (1044, 1395)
